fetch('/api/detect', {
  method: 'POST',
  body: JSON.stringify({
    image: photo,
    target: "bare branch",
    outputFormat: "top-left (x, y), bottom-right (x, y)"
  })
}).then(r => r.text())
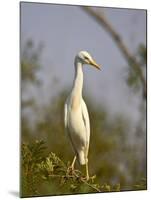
top-left (82, 7), bottom-right (146, 99)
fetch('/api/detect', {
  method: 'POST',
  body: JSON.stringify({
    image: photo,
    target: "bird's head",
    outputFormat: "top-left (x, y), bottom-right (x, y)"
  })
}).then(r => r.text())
top-left (76, 51), bottom-right (101, 70)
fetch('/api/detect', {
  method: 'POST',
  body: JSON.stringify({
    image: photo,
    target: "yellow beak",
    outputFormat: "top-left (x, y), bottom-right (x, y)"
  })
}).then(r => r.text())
top-left (90, 59), bottom-right (101, 70)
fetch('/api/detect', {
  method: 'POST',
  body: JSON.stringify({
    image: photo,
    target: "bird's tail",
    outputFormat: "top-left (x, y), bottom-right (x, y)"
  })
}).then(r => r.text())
top-left (78, 151), bottom-right (88, 165)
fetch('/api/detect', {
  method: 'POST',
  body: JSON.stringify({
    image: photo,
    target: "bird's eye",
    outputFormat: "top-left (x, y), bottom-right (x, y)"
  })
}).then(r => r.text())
top-left (84, 56), bottom-right (89, 61)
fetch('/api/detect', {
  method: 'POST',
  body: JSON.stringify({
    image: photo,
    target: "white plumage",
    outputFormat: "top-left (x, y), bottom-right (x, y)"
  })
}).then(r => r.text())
top-left (64, 51), bottom-right (100, 180)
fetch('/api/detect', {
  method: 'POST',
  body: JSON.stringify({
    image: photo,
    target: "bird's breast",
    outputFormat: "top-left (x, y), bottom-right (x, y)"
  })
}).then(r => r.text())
top-left (67, 105), bottom-right (86, 144)
top-left (70, 94), bottom-right (80, 110)
top-left (68, 106), bottom-right (82, 129)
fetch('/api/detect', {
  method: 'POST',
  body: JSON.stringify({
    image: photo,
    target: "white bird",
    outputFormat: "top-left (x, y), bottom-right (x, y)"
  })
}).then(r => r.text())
top-left (64, 51), bottom-right (100, 180)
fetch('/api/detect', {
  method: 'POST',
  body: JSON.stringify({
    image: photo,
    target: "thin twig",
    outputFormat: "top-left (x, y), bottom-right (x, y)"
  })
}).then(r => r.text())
top-left (48, 174), bottom-right (75, 178)
top-left (81, 179), bottom-right (101, 192)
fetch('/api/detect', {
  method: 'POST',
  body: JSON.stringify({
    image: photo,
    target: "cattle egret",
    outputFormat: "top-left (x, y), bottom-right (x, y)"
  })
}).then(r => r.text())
top-left (64, 51), bottom-right (100, 180)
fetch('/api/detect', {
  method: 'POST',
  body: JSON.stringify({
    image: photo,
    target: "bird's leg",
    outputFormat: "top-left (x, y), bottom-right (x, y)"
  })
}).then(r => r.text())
top-left (67, 156), bottom-right (76, 175)
top-left (85, 161), bottom-right (89, 181)
top-left (71, 156), bottom-right (76, 170)
top-left (84, 149), bottom-right (89, 180)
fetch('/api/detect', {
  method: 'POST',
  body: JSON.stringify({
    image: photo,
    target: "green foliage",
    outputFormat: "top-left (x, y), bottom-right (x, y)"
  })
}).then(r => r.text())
top-left (138, 44), bottom-right (147, 66)
top-left (126, 44), bottom-right (146, 92)
top-left (133, 178), bottom-right (147, 190)
top-left (126, 66), bottom-right (141, 90)
top-left (21, 140), bottom-right (102, 197)
top-left (21, 139), bottom-right (146, 197)
top-left (21, 39), bottom-right (44, 113)
top-left (21, 140), bottom-right (46, 196)
top-left (21, 39), bottom-right (43, 84)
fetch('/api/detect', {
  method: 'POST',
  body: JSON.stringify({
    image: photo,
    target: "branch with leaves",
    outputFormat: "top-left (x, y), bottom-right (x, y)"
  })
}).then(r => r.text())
top-left (21, 140), bottom-right (147, 197)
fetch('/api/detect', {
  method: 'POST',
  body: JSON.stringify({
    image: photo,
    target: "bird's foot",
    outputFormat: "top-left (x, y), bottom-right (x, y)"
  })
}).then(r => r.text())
top-left (67, 165), bottom-right (75, 175)
top-left (80, 175), bottom-right (89, 181)
top-left (81, 174), bottom-right (96, 182)
top-left (86, 175), bottom-right (89, 181)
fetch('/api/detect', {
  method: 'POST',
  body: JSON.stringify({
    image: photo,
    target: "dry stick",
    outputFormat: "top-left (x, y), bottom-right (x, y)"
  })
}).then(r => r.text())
top-left (82, 7), bottom-right (146, 99)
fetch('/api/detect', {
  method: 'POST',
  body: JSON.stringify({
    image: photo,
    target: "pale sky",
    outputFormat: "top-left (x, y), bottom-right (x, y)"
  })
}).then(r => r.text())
top-left (21, 2), bottom-right (146, 124)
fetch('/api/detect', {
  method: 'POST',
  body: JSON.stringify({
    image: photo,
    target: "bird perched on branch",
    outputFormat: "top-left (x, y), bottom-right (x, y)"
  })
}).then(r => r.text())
top-left (64, 51), bottom-right (100, 180)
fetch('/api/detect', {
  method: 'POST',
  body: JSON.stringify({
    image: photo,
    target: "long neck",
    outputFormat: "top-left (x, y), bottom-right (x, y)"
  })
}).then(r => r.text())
top-left (73, 61), bottom-right (83, 96)
top-left (71, 60), bottom-right (83, 108)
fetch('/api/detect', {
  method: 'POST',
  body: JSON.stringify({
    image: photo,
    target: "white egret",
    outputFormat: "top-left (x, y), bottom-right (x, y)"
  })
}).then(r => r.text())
top-left (64, 51), bottom-right (100, 180)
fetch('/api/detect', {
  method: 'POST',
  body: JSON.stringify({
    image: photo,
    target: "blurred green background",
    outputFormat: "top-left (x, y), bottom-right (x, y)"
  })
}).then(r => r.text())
top-left (20, 2), bottom-right (147, 197)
